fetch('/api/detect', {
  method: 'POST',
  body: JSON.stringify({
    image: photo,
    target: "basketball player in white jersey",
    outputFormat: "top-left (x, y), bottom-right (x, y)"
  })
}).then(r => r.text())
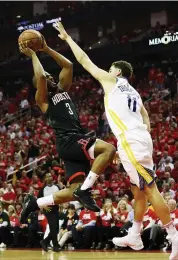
top-left (54, 22), bottom-right (178, 259)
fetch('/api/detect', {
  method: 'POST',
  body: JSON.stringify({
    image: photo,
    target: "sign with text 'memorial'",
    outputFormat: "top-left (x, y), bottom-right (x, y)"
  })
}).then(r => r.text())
top-left (149, 31), bottom-right (178, 46)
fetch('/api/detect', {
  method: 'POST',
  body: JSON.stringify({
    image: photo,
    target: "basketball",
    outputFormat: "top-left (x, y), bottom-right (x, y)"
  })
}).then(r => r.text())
top-left (18, 29), bottom-right (43, 52)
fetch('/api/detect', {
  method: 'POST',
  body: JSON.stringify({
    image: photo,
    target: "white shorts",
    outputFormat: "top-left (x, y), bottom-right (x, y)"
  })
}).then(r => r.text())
top-left (117, 129), bottom-right (156, 190)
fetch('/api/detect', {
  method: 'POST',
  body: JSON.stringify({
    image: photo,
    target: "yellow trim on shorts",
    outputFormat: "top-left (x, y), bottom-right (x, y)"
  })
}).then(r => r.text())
top-left (105, 94), bottom-right (152, 184)
top-left (120, 134), bottom-right (153, 184)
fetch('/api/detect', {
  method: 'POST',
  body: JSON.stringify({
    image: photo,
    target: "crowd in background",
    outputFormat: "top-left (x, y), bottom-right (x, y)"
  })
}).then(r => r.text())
top-left (0, 58), bottom-right (177, 251)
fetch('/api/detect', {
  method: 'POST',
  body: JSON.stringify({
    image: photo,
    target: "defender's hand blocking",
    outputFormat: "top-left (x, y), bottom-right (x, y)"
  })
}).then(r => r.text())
top-left (53, 22), bottom-right (69, 40)
top-left (19, 42), bottom-right (35, 57)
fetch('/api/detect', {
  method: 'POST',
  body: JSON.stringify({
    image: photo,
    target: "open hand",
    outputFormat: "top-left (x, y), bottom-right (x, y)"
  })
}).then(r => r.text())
top-left (19, 42), bottom-right (35, 57)
top-left (53, 22), bottom-right (69, 41)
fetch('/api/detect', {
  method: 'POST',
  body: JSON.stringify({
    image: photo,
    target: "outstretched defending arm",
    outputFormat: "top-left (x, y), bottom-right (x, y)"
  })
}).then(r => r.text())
top-left (40, 38), bottom-right (73, 92)
top-left (19, 42), bottom-right (48, 113)
top-left (54, 22), bottom-right (116, 94)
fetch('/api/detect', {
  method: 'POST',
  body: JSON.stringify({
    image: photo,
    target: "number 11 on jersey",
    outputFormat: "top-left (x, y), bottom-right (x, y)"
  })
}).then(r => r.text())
top-left (127, 96), bottom-right (137, 112)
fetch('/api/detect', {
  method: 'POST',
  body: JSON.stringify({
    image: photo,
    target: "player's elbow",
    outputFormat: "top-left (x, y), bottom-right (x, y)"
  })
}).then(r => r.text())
top-left (68, 61), bottom-right (73, 68)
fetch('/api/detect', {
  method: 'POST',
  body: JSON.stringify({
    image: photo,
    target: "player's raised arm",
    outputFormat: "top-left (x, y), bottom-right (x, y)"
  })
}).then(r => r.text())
top-left (140, 105), bottom-right (151, 133)
top-left (53, 22), bottom-right (116, 94)
top-left (40, 36), bottom-right (73, 92)
top-left (19, 42), bottom-right (48, 113)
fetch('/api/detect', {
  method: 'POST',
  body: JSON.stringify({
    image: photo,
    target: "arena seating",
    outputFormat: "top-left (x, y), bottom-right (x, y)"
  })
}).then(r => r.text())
top-left (0, 59), bottom-right (177, 249)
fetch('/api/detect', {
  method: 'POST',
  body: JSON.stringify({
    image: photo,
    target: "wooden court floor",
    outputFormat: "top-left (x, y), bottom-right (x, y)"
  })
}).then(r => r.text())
top-left (0, 249), bottom-right (171, 260)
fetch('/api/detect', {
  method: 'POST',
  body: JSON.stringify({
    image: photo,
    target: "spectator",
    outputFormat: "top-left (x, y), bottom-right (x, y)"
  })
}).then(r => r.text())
top-left (58, 204), bottom-right (78, 249)
top-left (72, 208), bottom-right (96, 249)
top-left (0, 123), bottom-right (6, 134)
top-left (162, 172), bottom-right (175, 186)
top-left (141, 206), bottom-right (157, 249)
top-left (20, 98), bottom-right (29, 109)
top-left (2, 184), bottom-right (16, 207)
top-left (26, 211), bottom-right (40, 248)
top-left (112, 199), bottom-right (129, 238)
top-left (0, 181), bottom-right (8, 194)
top-left (8, 205), bottom-right (21, 247)
top-left (158, 158), bottom-right (174, 172)
top-left (0, 204), bottom-right (10, 248)
top-left (158, 151), bottom-right (173, 166)
top-left (95, 202), bottom-right (115, 250)
top-left (161, 183), bottom-right (175, 199)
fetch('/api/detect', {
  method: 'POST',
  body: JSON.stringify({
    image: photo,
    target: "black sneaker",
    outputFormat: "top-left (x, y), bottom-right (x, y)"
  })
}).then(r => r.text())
top-left (20, 195), bottom-right (39, 223)
top-left (40, 240), bottom-right (48, 252)
top-left (73, 186), bottom-right (100, 212)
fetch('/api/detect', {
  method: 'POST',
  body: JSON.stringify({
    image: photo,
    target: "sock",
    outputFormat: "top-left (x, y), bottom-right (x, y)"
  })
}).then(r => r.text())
top-left (37, 195), bottom-right (55, 208)
top-left (81, 171), bottom-right (99, 190)
top-left (164, 221), bottom-right (177, 239)
top-left (130, 220), bottom-right (142, 235)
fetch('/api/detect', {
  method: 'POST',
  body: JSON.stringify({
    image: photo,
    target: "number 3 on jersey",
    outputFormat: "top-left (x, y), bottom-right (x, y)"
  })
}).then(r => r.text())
top-left (127, 96), bottom-right (137, 112)
top-left (65, 103), bottom-right (74, 115)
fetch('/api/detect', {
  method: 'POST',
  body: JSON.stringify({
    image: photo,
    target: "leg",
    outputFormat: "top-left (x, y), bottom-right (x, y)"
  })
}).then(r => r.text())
top-left (81, 139), bottom-right (116, 190)
top-left (144, 183), bottom-right (178, 260)
top-left (148, 224), bottom-right (163, 250)
top-left (71, 226), bottom-right (84, 249)
top-left (83, 226), bottom-right (95, 249)
top-left (0, 227), bottom-right (10, 246)
top-left (129, 185), bottom-right (147, 236)
top-left (112, 186), bottom-right (146, 250)
top-left (43, 212), bottom-right (60, 251)
top-left (27, 225), bottom-right (37, 247)
top-left (59, 231), bottom-right (72, 248)
top-left (141, 228), bottom-right (151, 249)
top-left (144, 183), bottom-right (171, 225)
top-left (20, 175), bottom-right (84, 223)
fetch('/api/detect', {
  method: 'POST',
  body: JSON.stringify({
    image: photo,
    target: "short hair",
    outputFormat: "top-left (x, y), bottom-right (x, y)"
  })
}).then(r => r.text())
top-left (112, 60), bottom-right (133, 79)
top-left (68, 204), bottom-right (75, 210)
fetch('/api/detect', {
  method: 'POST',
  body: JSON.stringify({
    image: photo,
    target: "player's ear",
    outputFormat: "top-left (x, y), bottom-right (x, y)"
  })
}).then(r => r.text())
top-left (116, 69), bottom-right (122, 77)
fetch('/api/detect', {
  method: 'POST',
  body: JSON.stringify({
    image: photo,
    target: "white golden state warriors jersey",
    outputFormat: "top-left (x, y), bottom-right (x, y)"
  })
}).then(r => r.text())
top-left (104, 77), bottom-right (147, 139)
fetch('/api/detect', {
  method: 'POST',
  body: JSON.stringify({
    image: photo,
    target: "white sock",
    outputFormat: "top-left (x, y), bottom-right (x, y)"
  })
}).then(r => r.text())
top-left (130, 220), bottom-right (142, 235)
top-left (37, 195), bottom-right (55, 207)
top-left (164, 221), bottom-right (177, 238)
top-left (81, 171), bottom-right (99, 190)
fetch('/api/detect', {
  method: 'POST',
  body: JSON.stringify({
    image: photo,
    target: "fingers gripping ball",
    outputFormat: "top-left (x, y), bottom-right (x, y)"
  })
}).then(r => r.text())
top-left (18, 30), bottom-right (43, 52)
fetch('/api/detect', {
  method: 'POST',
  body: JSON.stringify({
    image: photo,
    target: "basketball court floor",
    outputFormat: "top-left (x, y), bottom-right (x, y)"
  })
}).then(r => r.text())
top-left (0, 249), bottom-right (171, 260)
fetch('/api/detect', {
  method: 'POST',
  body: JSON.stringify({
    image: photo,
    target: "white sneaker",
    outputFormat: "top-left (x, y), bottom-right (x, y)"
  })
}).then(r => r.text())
top-left (169, 232), bottom-right (178, 260)
top-left (112, 230), bottom-right (144, 251)
top-left (0, 243), bottom-right (6, 248)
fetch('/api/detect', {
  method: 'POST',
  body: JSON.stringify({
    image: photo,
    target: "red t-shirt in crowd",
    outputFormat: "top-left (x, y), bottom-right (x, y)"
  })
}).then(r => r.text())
top-left (79, 209), bottom-right (97, 225)
top-left (3, 191), bottom-right (16, 202)
top-left (19, 176), bottom-right (30, 186)
top-left (9, 215), bottom-right (20, 227)
top-left (100, 211), bottom-right (113, 227)
top-left (114, 211), bottom-right (128, 227)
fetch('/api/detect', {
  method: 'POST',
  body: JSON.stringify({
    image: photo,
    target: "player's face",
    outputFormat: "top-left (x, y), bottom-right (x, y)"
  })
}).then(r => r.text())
top-left (109, 66), bottom-right (121, 77)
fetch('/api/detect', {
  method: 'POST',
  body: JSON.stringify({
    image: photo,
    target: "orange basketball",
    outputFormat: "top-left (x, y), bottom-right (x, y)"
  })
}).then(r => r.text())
top-left (18, 29), bottom-right (43, 52)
